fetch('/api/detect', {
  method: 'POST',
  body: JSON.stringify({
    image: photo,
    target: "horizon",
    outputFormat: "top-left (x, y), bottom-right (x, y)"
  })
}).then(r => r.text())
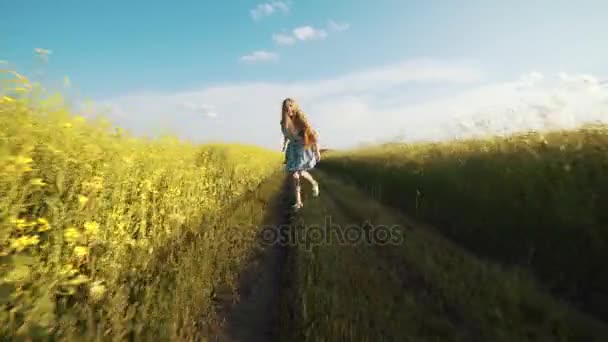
top-left (2, 1), bottom-right (608, 150)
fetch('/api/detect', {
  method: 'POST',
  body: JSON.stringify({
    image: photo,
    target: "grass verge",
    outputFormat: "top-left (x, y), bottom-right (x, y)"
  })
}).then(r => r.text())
top-left (281, 170), bottom-right (608, 341)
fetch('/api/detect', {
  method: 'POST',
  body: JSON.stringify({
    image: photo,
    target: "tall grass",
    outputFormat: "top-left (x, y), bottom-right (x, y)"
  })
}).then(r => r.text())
top-left (320, 124), bottom-right (608, 319)
top-left (0, 70), bottom-right (283, 339)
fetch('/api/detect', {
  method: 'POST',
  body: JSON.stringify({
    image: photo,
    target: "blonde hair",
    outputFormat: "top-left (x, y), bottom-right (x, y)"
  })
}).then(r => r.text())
top-left (281, 98), bottom-right (318, 147)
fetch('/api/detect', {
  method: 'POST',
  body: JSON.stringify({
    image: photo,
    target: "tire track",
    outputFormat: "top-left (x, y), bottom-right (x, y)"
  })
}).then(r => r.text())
top-left (211, 173), bottom-right (293, 342)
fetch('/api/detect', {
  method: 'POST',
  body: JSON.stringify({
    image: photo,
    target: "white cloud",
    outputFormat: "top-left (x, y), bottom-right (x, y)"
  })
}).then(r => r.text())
top-left (272, 33), bottom-right (296, 45)
top-left (93, 56), bottom-right (608, 151)
top-left (293, 26), bottom-right (327, 41)
top-left (250, 1), bottom-right (289, 20)
top-left (418, 72), bottom-right (608, 142)
top-left (181, 102), bottom-right (218, 118)
top-left (34, 48), bottom-right (52, 62)
top-left (328, 20), bottom-right (349, 32)
top-left (34, 48), bottom-right (52, 55)
top-left (272, 21), bottom-right (348, 47)
top-left (95, 58), bottom-right (485, 148)
top-left (290, 58), bottom-right (484, 100)
top-left (272, 1), bottom-right (289, 12)
top-left (239, 51), bottom-right (279, 63)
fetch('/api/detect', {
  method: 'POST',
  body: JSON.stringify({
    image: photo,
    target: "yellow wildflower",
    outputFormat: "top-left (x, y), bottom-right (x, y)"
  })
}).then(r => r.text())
top-left (64, 227), bottom-right (81, 243)
top-left (84, 221), bottom-right (99, 236)
top-left (15, 218), bottom-right (35, 230)
top-left (10, 235), bottom-right (40, 252)
top-left (37, 218), bottom-right (51, 232)
top-left (78, 195), bottom-right (88, 205)
top-left (30, 178), bottom-right (47, 186)
top-left (60, 264), bottom-right (78, 277)
top-left (1, 95), bottom-right (15, 103)
top-left (15, 156), bottom-right (33, 165)
top-left (73, 246), bottom-right (88, 258)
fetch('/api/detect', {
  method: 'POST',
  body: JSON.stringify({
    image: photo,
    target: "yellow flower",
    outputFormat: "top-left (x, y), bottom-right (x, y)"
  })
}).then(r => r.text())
top-left (29, 235), bottom-right (40, 245)
top-left (37, 218), bottom-right (51, 232)
top-left (84, 221), bottom-right (99, 236)
top-left (64, 122), bottom-right (73, 128)
top-left (30, 178), bottom-right (47, 186)
top-left (64, 227), bottom-right (81, 243)
top-left (15, 218), bottom-right (35, 230)
top-left (73, 246), bottom-right (88, 258)
top-left (60, 264), bottom-right (78, 277)
top-left (15, 156), bottom-right (33, 165)
top-left (78, 195), bottom-right (88, 205)
top-left (10, 235), bottom-right (40, 252)
top-left (1, 95), bottom-right (15, 103)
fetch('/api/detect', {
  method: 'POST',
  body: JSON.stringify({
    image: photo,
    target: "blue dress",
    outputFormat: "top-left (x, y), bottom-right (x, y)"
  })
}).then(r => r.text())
top-left (282, 125), bottom-right (317, 172)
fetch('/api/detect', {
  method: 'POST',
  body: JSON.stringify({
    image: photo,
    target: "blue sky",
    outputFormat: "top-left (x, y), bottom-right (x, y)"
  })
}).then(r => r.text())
top-left (2, 0), bottom-right (608, 148)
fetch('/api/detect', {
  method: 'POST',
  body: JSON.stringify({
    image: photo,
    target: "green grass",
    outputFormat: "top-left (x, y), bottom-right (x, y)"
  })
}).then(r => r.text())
top-left (319, 125), bottom-right (608, 319)
top-left (281, 170), bottom-right (608, 341)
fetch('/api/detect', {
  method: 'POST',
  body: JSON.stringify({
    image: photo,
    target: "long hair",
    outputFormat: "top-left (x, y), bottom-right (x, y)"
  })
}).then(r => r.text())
top-left (281, 98), bottom-right (318, 147)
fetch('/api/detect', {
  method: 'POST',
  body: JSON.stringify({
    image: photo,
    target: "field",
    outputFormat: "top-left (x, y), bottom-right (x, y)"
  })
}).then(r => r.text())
top-left (2, 69), bottom-right (608, 341)
top-left (280, 170), bottom-right (608, 341)
top-left (319, 125), bottom-right (608, 319)
top-left (0, 70), bottom-right (284, 339)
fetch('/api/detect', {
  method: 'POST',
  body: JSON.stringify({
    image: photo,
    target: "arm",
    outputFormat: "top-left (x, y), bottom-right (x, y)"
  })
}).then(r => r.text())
top-left (311, 129), bottom-right (321, 160)
top-left (311, 137), bottom-right (320, 152)
top-left (280, 122), bottom-right (288, 151)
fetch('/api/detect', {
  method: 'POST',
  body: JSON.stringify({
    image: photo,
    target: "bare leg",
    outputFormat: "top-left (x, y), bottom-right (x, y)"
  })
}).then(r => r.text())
top-left (292, 171), bottom-right (303, 207)
top-left (299, 170), bottom-right (317, 186)
top-left (300, 170), bottom-right (319, 196)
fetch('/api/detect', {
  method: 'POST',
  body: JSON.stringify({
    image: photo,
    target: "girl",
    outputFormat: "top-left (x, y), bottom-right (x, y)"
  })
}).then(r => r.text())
top-left (280, 98), bottom-right (321, 210)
